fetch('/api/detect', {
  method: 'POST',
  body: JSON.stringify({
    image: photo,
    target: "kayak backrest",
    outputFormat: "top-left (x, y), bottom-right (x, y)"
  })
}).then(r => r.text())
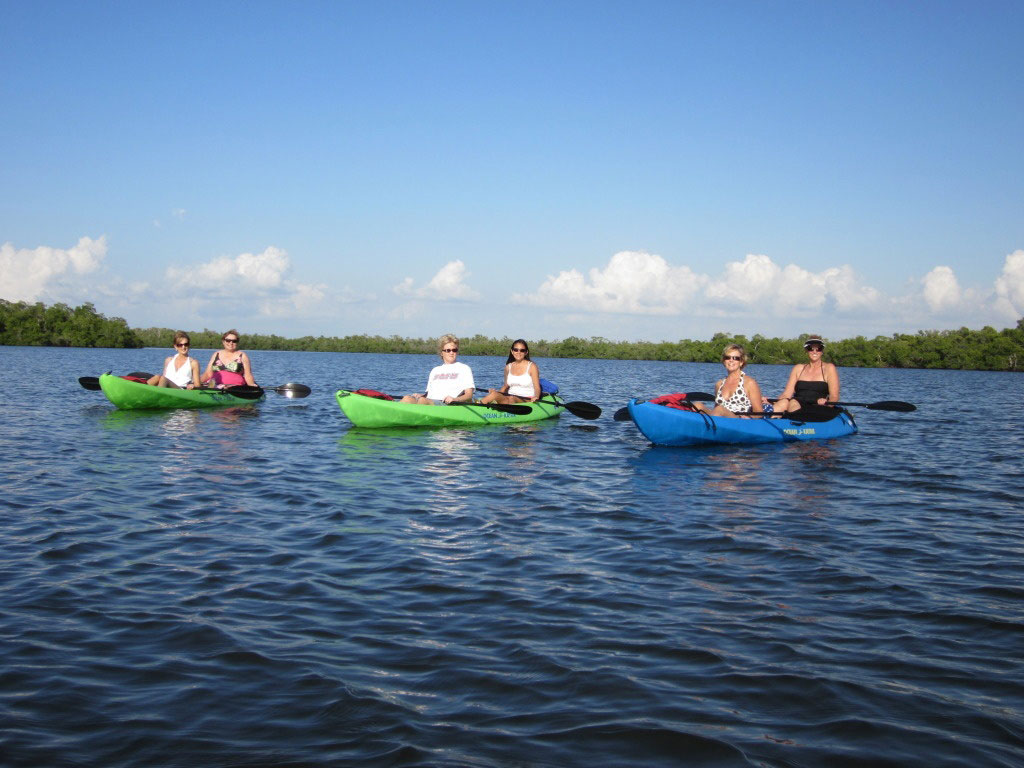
top-left (539, 378), bottom-right (559, 395)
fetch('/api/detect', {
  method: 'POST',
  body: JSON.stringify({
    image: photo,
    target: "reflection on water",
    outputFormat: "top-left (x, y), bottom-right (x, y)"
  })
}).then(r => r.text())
top-left (781, 440), bottom-right (839, 513)
top-left (700, 449), bottom-right (767, 519)
top-left (420, 429), bottom-right (478, 511)
top-left (100, 407), bottom-right (169, 431)
top-left (491, 425), bottom-right (543, 490)
top-left (337, 426), bottom-right (437, 457)
top-left (162, 408), bottom-right (202, 437)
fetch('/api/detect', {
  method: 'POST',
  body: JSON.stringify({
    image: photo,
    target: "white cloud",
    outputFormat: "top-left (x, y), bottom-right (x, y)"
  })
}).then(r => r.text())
top-left (167, 246), bottom-right (290, 290)
top-left (0, 236), bottom-right (108, 302)
top-left (514, 251), bottom-right (881, 319)
top-left (705, 255), bottom-right (881, 315)
top-left (994, 249), bottom-right (1024, 319)
top-left (705, 253), bottom-right (780, 304)
top-left (922, 266), bottom-right (962, 312)
top-left (819, 265), bottom-right (882, 312)
top-left (164, 246), bottom-right (336, 319)
top-left (393, 260), bottom-right (480, 301)
top-left (512, 250), bottom-right (705, 314)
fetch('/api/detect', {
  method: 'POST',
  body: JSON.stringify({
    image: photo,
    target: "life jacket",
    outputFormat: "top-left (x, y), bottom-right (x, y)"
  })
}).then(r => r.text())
top-left (649, 393), bottom-right (696, 411)
top-left (354, 388), bottom-right (395, 400)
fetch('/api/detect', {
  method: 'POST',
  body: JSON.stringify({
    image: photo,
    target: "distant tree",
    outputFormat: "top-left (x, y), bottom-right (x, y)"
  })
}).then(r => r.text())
top-left (0, 300), bottom-right (142, 348)
top-left (8, 301), bottom-right (1021, 369)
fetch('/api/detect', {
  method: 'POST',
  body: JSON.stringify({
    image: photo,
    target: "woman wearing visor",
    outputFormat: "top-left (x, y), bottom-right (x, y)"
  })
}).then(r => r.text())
top-left (772, 335), bottom-right (840, 419)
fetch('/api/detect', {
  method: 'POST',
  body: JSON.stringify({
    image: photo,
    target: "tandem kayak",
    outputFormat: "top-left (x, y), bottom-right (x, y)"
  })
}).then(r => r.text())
top-left (98, 373), bottom-right (265, 410)
top-left (626, 398), bottom-right (858, 447)
top-left (335, 389), bottom-right (566, 428)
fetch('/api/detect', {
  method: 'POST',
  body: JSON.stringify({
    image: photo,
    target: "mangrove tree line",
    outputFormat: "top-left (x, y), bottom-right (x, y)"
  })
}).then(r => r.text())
top-left (3, 299), bottom-right (1021, 371)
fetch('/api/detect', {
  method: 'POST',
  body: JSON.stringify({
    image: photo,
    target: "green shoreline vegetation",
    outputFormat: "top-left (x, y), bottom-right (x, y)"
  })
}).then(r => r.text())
top-left (2, 299), bottom-right (1022, 371)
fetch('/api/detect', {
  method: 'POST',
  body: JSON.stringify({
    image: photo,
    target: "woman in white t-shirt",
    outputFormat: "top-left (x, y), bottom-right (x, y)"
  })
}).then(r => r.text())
top-left (399, 334), bottom-right (476, 405)
top-left (479, 339), bottom-right (542, 404)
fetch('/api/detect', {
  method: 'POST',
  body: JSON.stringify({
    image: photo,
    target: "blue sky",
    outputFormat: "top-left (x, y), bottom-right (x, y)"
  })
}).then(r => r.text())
top-left (3, 0), bottom-right (1022, 342)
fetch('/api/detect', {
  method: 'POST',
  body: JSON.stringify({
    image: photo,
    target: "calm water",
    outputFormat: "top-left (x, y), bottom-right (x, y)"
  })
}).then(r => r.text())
top-left (1, 346), bottom-right (1022, 767)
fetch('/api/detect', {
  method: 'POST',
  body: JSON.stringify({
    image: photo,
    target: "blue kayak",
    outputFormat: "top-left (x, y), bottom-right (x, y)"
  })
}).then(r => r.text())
top-left (626, 398), bottom-right (858, 447)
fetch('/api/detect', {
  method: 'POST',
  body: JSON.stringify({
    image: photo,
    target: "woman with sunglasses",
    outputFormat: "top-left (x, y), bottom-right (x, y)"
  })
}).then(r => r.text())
top-left (201, 329), bottom-right (257, 389)
top-left (772, 335), bottom-right (840, 419)
top-left (399, 334), bottom-right (475, 405)
top-left (479, 339), bottom-right (542, 404)
top-left (146, 331), bottom-right (201, 388)
top-left (693, 343), bottom-right (767, 418)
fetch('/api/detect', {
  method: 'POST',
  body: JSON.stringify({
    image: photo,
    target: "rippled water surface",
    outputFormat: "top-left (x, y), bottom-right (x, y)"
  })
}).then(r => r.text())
top-left (2, 346), bottom-right (1022, 766)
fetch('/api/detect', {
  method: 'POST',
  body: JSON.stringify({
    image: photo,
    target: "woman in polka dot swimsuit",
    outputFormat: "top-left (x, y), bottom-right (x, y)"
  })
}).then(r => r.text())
top-left (694, 343), bottom-right (768, 419)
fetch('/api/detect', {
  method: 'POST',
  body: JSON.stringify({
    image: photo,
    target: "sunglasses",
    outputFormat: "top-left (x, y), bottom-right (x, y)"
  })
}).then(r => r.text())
top-left (175, 343), bottom-right (190, 348)
top-left (511, 347), bottom-right (527, 353)
top-left (723, 355), bottom-right (743, 361)
top-left (223, 338), bottom-right (239, 343)
top-left (806, 345), bottom-right (824, 352)
top-left (442, 347), bottom-right (458, 353)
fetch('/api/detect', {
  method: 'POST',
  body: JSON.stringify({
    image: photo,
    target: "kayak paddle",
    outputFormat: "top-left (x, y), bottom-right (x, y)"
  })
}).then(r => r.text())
top-left (214, 383), bottom-right (312, 400)
top-left (829, 400), bottom-right (915, 411)
top-left (450, 401), bottom-right (531, 415)
top-left (227, 382), bottom-right (311, 399)
top-left (767, 398), bottom-right (916, 412)
top-left (545, 399), bottom-right (601, 419)
top-left (473, 388), bottom-right (601, 420)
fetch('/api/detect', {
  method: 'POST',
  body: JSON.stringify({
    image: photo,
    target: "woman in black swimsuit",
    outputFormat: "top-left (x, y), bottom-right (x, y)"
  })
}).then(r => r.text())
top-left (772, 335), bottom-right (840, 420)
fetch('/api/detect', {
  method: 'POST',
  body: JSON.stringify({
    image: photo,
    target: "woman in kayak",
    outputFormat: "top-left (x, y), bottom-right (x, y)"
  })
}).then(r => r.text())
top-left (201, 329), bottom-right (257, 389)
top-left (772, 335), bottom-right (840, 419)
top-left (479, 339), bottom-right (542, 404)
top-left (693, 343), bottom-right (767, 418)
top-left (399, 334), bottom-right (475, 405)
top-left (146, 331), bottom-right (201, 388)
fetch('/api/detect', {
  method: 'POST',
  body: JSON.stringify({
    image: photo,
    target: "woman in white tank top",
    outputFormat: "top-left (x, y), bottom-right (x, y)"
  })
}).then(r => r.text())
top-left (479, 339), bottom-right (543, 404)
top-left (145, 331), bottom-right (201, 389)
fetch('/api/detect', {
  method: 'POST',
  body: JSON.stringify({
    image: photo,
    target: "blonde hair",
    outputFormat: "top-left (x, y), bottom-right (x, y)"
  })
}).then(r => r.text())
top-left (437, 333), bottom-right (459, 354)
top-left (173, 330), bottom-right (190, 346)
top-left (722, 343), bottom-right (748, 369)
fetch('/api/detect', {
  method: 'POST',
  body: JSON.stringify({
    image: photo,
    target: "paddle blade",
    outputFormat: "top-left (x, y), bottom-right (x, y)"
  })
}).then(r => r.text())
top-left (481, 402), bottom-right (531, 415)
top-left (613, 406), bottom-right (633, 421)
top-left (562, 401), bottom-right (601, 420)
top-left (273, 382), bottom-right (311, 398)
top-left (456, 402), bottom-right (532, 415)
top-left (78, 376), bottom-right (101, 391)
top-left (685, 392), bottom-right (717, 402)
top-left (866, 400), bottom-right (916, 412)
top-left (224, 385), bottom-right (265, 400)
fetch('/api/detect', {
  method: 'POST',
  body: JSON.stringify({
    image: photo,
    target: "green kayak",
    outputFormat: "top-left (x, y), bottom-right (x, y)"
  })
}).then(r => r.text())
top-left (98, 373), bottom-right (264, 410)
top-left (335, 388), bottom-right (565, 428)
